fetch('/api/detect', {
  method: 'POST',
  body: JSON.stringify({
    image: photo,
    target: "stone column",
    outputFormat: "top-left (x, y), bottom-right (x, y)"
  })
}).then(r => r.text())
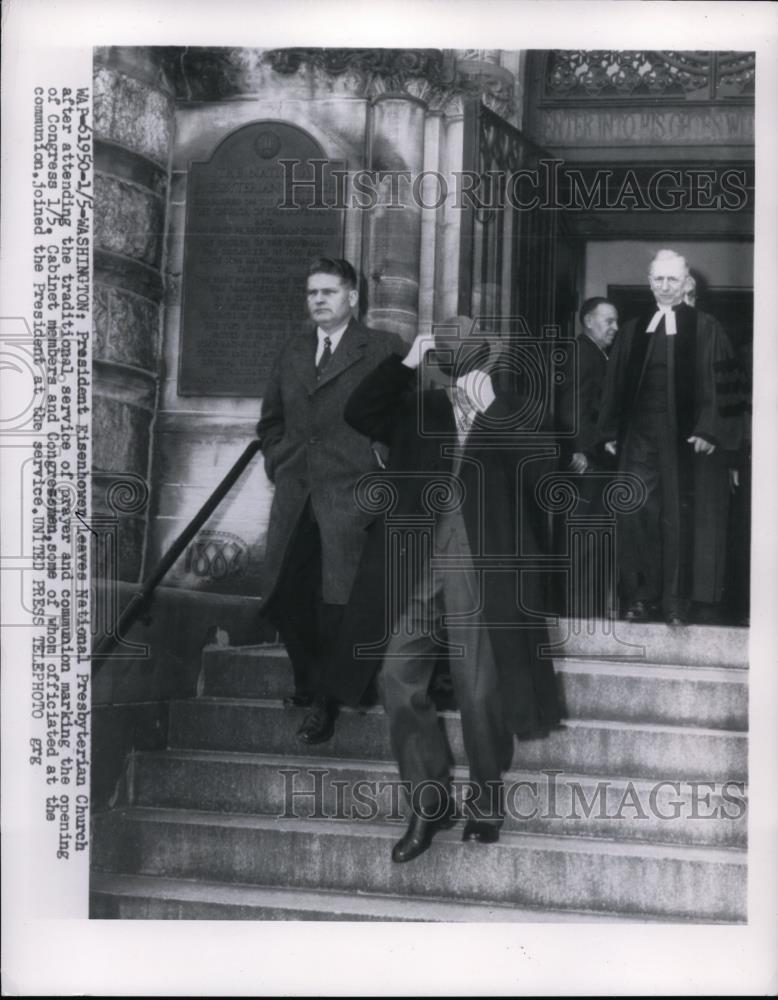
top-left (364, 88), bottom-right (428, 341)
top-left (92, 47), bottom-right (175, 582)
top-left (434, 95), bottom-right (467, 322)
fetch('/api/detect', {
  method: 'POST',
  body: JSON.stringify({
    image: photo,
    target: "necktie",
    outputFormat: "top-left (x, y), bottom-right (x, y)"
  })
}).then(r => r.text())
top-left (316, 335), bottom-right (332, 379)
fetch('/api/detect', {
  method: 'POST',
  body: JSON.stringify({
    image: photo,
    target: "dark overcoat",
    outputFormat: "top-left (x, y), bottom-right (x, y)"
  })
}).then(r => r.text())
top-left (322, 354), bottom-right (561, 738)
top-left (257, 318), bottom-right (404, 606)
top-left (556, 332), bottom-right (615, 509)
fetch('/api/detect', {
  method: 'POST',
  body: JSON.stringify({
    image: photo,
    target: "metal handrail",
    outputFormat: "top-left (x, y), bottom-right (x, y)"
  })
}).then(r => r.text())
top-left (92, 438), bottom-right (263, 671)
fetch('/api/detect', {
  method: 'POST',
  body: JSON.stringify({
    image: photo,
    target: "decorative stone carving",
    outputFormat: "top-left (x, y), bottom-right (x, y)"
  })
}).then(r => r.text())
top-left (455, 51), bottom-right (517, 120)
top-left (93, 284), bottom-right (111, 357)
top-left (370, 74), bottom-right (437, 106)
top-left (92, 394), bottom-right (154, 477)
top-left (93, 283), bottom-right (158, 372)
top-left (267, 47), bottom-right (456, 93)
top-left (94, 174), bottom-right (165, 268)
top-left (161, 46), bottom-right (523, 122)
top-left (459, 50), bottom-right (502, 65)
top-left (93, 65), bottom-right (174, 165)
top-left (266, 47), bottom-right (518, 117)
top-left (165, 47), bottom-right (452, 101)
top-left (173, 47), bottom-right (271, 100)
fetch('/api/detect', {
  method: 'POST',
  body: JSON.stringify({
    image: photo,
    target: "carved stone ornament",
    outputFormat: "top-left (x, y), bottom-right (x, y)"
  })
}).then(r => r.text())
top-left (266, 47), bottom-right (457, 93)
top-left (456, 55), bottom-right (517, 119)
top-left (161, 46), bottom-right (517, 116)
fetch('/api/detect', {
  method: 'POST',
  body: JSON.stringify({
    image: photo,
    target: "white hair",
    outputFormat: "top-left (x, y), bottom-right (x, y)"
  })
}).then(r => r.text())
top-left (649, 249), bottom-right (689, 276)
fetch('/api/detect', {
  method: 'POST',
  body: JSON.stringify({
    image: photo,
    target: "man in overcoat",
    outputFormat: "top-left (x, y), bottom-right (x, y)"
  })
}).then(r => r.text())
top-left (257, 257), bottom-right (403, 743)
top-left (598, 249), bottom-right (743, 625)
top-left (323, 318), bottom-right (561, 861)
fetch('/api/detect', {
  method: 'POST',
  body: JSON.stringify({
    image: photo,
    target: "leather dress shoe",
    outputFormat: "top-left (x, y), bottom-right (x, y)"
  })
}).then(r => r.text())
top-left (391, 791), bottom-right (456, 864)
top-left (392, 811), bottom-right (454, 863)
top-left (283, 693), bottom-right (314, 709)
top-left (462, 819), bottom-right (500, 844)
top-left (297, 700), bottom-right (337, 745)
top-left (624, 600), bottom-right (653, 622)
top-left (664, 611), bottom-right (688, 627)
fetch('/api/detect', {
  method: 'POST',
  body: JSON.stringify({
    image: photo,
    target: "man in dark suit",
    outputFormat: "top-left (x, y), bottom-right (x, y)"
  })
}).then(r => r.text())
top-left (257, 258), bottom-right (403, 744)
top-left (556, 297), bottom-right (619, 617)
top-left (598, 249), bottom-right (743, 626)
top-left (564, 297), bottom-right (619, 475)
top-left (324, 317), bottom-right (560, 862)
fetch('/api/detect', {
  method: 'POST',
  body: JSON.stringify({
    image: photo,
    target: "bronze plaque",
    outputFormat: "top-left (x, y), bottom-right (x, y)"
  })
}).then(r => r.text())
top-left (179, 122), bottom-right (344, 396)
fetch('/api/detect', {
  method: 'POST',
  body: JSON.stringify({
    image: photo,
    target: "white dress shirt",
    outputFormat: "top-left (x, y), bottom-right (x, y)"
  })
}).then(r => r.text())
top-left (450, 370), bottom-right (496, 446)
top-left (315, 321), bottom-right (349, 365)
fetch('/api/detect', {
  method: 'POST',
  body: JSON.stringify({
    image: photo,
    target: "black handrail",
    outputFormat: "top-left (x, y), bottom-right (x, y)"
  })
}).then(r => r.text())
top-left (92, 438), bottom-right (263, 671)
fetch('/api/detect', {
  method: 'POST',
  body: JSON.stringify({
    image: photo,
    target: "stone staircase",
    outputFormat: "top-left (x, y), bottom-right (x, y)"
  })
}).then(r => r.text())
top-left (90, 622), bottom-right (749, 922)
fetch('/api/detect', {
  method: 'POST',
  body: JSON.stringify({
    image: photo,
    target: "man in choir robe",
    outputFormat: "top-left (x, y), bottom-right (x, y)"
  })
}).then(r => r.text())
top-left (598, 250), bottom-right (743, 626)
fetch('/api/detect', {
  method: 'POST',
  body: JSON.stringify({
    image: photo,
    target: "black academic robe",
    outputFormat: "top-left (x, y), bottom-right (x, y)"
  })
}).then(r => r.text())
top-left (597, 303), bottom-right (744, 603)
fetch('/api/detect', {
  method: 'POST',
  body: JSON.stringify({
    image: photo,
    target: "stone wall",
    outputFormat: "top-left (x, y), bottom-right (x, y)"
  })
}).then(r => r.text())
top-left (93, 47), bottom-right (175, 583)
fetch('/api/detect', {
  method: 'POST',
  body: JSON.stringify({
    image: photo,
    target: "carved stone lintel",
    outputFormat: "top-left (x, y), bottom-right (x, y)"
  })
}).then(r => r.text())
top-left (164, 46), bottom-right (455, 103)
top-left (165, 46), bottom-right (518, 120)
top-left (267, 47), bottom-right (456, 92)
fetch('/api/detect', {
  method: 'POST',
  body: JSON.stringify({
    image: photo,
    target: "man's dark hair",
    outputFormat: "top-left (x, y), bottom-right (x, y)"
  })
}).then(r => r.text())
top-left (579, 296), bottom-right (616, 326)
top-left (306, 257), bottom-right (358, 290)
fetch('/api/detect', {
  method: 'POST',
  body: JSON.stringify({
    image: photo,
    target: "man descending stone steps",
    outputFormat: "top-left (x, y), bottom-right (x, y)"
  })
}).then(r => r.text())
top-left (324, 317), bottom-right (561, 862)
top-left (257, 258), bottom-right (404, 745)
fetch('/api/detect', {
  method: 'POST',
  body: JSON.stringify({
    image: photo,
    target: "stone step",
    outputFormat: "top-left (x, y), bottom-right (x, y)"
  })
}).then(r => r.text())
top-left (200, 647), bottom-right (748, 731)
top-left (558, 658), bottom-right (746, 730)
top-left (90, 872), bottom-right (660, 922)
top-left (544, 620), bottom-right (749, 668)
top-left (91, 807), bottom-right (746, 922)
top-left (168, 698), bottom-right (748, 782)
top-left (131, 750), bottom-right (748, 848)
